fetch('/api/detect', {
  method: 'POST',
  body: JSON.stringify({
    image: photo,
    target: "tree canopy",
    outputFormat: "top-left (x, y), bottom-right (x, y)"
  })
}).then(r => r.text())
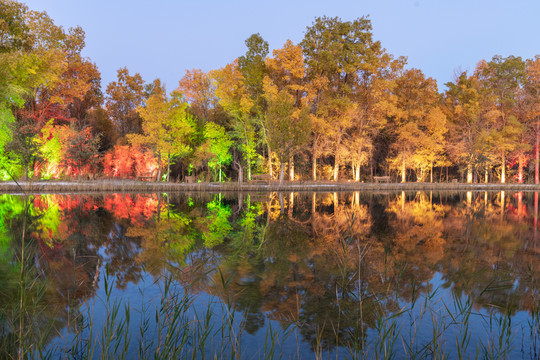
top-left (1, 1), bottom-right (539, 184)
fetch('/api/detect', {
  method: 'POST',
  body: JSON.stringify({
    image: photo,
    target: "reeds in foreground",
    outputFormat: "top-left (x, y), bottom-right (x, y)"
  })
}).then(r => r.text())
top-left (2, 262), bottom-right (539, 359)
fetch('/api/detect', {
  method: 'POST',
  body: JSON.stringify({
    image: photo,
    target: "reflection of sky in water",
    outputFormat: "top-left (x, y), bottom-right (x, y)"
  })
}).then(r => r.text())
top-left (1, 191), bottom-right (539, 358)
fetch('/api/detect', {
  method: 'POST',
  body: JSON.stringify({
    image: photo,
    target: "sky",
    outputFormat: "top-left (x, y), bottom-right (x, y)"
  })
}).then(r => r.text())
top-left (22, 0), bottom-right (540, 93)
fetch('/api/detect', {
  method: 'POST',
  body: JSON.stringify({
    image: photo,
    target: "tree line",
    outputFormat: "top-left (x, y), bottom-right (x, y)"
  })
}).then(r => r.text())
top-left (1, 1), bottom-right (539, 184)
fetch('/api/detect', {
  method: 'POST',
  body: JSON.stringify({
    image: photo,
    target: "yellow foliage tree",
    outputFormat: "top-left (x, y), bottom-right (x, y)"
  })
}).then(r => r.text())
top-left (129, 82), bottom-right (193, 181)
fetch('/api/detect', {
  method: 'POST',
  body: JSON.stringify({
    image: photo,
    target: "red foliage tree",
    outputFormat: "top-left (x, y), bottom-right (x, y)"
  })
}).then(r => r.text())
top-left (103, 145), bottom-right (158, 179)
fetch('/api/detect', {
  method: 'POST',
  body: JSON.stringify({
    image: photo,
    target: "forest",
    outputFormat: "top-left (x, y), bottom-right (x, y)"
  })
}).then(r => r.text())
top-left (1, 0), bottom-right (539, 185)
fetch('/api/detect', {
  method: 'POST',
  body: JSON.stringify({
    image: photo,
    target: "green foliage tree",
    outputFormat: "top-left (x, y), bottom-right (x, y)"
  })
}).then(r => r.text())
top-left (0, 1), bottom-right (66, 178)
top-left (5, 116), bottom-right (39, 180)
top-left (34, 120), bottom-right (64, 179)
top-left (203, 122), bottom-right (233, 182)
top-left (238, 33), bottom-right (268, 114)
top-left (213, 61), bottom-right (258, 181)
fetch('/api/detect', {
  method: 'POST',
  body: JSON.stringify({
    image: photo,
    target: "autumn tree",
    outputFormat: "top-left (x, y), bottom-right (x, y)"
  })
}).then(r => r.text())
top-left (389, 69), bottom-right (443, 182)
top-left (522, 56), bottom-right (540, 184)
top-left (62, 126), bottom-right (100, 178)
top-left (45, 27), bottom-right (102, 124)
top-left (476, 56), bottom-right (527, 183)
top-left (444, 72), bottom-right (487, 183)
top-left (238, 33), bottom-right (268, 115)
top-left (129, 80), bottom-right (194, 182)
top-left (177, 69), bottom-right (225, 126)
top-left (86, 106), bottom-right (117, 152)
top-left (213, 61), bottom-right (258, 181)
top-left (5, 114), bottom-right (40, 180)
top-left (413, 107), bottom-right (447, 182)
top-left (0, 0), bottom-right (30, 177)
top-left (263, 40), bottom-right (311, 183)
top-left (106, 67), bottom-right (145, 138)
top-left (0, 2), bottom-right (85, 177)
top-left (346, 43), bottom-right (404, 181)
top-left (0, 0), bottom-right (32, 107)
top-left (301, 16), bottom-right (386, 181)
top-left (19, 20), bottom-right (100, 126)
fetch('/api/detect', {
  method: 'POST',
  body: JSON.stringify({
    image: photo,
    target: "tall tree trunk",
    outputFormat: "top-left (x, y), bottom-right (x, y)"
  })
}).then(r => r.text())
top-left (289, 156), bottom-right (294, 181)
top-left (467, 163), bottom-right (473, 183)
top-left (312, 155), bottom-right (317, 181)
top-left (156, 152), bottom-right (161, 182)
top-left (233, 161), bottom-right (243, 183)
top-left (401, 160), bottom-right (406, 183)
top-left (279, 162), bottom-right (286, 184)
top-left (167, 154), bottom-right (170, 182)
top-left (501, 153), bottom-right (506, 184)
top-left (535, 191), bottom-right (538, 241)
top-left (355, 165), bottom-right (360, 182)
top-left (247, 158), bottom-right (251, 181)
top-left (430, 164), bottom-right (433, 183)
top-left (485, 165), bottom-right (489, 183)
top-left (268, 144), bottom-right (273, 178)
top-left (333, 159), bottom-right (339, 181)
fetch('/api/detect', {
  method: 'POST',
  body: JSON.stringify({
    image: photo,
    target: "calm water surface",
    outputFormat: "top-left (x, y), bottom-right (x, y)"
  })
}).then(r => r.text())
top-left (1, 191), bottom-right (539, 359)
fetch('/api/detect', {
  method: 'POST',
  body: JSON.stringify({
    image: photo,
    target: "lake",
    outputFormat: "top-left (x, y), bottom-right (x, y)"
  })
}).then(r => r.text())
top-left (1, 190), bottom-right (539, 359)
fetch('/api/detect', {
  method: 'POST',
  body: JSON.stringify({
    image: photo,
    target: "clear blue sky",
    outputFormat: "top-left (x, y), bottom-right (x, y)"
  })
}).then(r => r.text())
top-left (22, 0), bottom-right (540, 93)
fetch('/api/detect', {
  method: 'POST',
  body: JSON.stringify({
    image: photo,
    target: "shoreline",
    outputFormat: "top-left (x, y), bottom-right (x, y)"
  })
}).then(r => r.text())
top-left (1, 179), bottom-right (540, 194)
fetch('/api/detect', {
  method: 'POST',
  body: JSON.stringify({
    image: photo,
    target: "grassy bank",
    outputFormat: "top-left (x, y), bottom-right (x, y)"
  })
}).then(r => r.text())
top-left (1, 179), bottom-right (540, 194)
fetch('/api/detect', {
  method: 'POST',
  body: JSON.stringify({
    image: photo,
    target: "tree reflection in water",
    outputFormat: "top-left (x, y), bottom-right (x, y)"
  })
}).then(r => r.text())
top-left (0, 191), bottom-right (539, 357)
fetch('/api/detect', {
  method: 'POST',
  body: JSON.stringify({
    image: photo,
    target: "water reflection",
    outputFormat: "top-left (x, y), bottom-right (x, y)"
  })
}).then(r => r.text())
top-left (0, 191), bottom-right (539, 357)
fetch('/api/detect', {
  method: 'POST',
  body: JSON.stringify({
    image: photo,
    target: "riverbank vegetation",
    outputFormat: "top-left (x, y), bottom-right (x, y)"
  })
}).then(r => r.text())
top-left (1, 1), bottom-right (539, 185)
